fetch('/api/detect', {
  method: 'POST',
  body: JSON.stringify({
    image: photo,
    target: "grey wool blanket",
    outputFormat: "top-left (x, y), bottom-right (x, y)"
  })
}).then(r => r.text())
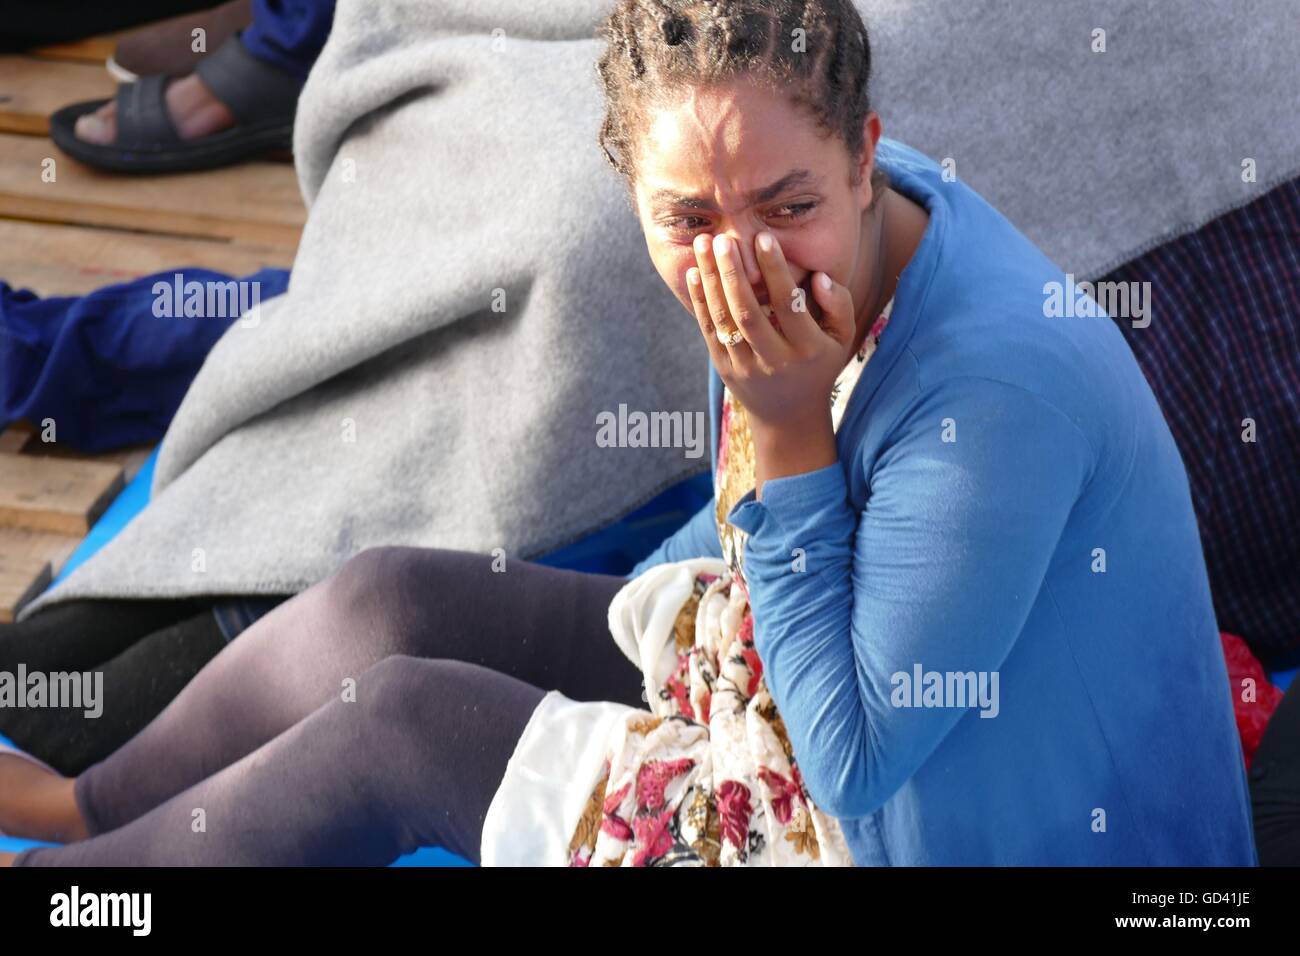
top-left (24, 0), bottom-right (1300, 617)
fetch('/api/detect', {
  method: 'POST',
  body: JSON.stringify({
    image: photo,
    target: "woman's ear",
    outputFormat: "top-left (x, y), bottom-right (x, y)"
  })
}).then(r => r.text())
top-left (857, 112), bottom-right (883, 209)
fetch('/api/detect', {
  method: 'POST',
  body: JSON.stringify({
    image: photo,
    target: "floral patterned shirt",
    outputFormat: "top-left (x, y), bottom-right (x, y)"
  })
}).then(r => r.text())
top-left (564, 299), bottom-right (894, 867)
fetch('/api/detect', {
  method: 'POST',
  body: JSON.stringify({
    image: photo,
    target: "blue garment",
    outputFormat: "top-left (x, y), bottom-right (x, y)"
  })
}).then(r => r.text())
top-left (0, 268), bottom-right (289, 452)
top-left (242, 0), bottom-right (336, 80)
top-left (631, 139), bottom-right (1257, 866)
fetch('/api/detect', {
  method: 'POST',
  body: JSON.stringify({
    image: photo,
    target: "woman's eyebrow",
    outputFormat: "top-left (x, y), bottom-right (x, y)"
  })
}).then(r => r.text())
top-left (650, 168), bottom-right (821, 210)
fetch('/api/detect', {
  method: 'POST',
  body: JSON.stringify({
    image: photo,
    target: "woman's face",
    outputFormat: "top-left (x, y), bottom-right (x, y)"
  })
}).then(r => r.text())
top-left (632, 77), bottom-right (881, 326)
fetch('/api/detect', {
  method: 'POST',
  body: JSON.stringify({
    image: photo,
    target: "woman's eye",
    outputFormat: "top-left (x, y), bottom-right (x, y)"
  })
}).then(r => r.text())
top-left (661, 201), bottom-right (815, 235)
top-left (663, 216), bottom-right (709, 232)
top-left (769, 201), bottom-right (817, 221)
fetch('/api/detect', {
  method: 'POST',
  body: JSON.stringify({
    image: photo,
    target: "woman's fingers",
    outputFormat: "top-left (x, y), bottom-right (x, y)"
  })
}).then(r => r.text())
top-left (754, 231), bottom-right (822, 352)
top-left (686, 266), bottom-right (731, 373)
top-left (694, 234), bottom-right (783, 367)
top-left (708, 234), bottom-right (787, 364)
top-left (810, 270), bottom-right (857, 346)
top-left (692, 234), bottom-right (744, 352)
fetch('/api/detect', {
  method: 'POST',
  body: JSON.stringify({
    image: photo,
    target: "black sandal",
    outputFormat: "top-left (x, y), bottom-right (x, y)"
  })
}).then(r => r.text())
top-left (48, 33), bottom-right (302, 174)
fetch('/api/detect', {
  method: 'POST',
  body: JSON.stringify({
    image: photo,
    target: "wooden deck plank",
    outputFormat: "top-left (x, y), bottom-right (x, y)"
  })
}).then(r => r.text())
top-left (0, 453), bottom-right (124, 536)
top-left (0, 39), bottom-right (282, 619)
top-left (0, 527), bottom-right (82, 623)
top-left (18, 438), bottom-right (155, 485)
top-left (0, 133), bottom-right (304, 246)
top-left (0, 428), bottom-right (151, 621)
top-left (0, 526), bottom-right (81, 575)
top-left (0, 553), bottom-right (52, 624)
top-left (29, 31), bottom-right (131, 66)
top-left (1, 420), bottom-right (153, 482)
top-left (0, 218), bottom-right (293, 296)
top-left (0, 55), bottom-right (116, 136)
top-left (0, 423), bottom-right (34, 454)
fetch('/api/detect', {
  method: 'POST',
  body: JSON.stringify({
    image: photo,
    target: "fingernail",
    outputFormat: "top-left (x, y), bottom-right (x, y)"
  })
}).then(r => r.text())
top-left (757, 233), bottom-right (773, 253)
top-left (713, 234), bottom-right (731, 257)
top-left (818, 273), bottom-right (833, 291)
top-left (695, 234), bottom-right (710, 254)
top-left (687, 268), bottom-right (700, 286)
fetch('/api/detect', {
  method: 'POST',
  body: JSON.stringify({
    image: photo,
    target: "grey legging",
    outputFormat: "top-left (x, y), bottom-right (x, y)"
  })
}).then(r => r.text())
top-left (15, 547), bottom-right (642, 866)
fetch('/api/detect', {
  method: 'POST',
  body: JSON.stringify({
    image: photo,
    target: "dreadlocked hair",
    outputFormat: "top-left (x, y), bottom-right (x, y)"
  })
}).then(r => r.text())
top-left (595, 0), bottom-right (889, 206)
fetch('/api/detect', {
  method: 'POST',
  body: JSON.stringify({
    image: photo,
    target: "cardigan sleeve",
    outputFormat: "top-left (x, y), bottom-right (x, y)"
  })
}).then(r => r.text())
top-left (726, 376), bottom-right (1094, 818)
top-left (627, 497), bottom-right (723, 578)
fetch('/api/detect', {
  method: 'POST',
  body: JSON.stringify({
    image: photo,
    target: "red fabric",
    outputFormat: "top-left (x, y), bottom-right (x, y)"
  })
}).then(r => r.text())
top-left (1220, 631), bottom-right (1284, 768)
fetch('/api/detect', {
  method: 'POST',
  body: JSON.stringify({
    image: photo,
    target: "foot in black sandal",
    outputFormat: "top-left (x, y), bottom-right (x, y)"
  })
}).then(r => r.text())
top-left (49, 33), bottom-right (302, 174)
top-left (72, 73), bottom-right (237, 146)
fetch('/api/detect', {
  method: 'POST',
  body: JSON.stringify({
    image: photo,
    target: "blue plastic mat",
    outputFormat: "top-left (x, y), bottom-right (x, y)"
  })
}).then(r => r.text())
top-left (0, 835), bottom-right (56, 856)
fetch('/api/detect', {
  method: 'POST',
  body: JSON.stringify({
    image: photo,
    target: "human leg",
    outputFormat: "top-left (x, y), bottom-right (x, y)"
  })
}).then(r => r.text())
top-left (53, 547), bottom-right (636, 837)
top-left (13, 656), bottom-right (544, 866)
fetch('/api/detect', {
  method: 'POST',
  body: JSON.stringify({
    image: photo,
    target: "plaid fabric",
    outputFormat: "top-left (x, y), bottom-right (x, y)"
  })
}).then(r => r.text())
top-left (1099, 177), bottom-right (1300, 664)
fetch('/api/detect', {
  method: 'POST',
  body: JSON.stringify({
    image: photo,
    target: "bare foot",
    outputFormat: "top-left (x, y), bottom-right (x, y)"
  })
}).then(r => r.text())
top-left (74, 73), bottom-right (236, 145)
top-left (0, 754), bottom-right (90, 843)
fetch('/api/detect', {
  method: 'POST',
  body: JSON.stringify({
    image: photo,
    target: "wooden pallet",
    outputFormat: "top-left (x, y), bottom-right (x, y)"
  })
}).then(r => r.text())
top-left (0, 32), bottom-right (307, 622)
top-left (0, 423), bottom-right (127, 623)
top-left (0, 218), bottom-right (293, 296)
top-left (0, 56), bottom-right (116, 135)
top-left (28, 31), bottom-right (134, 67)
top-left (0, 133), bottom-right (304, 245)
top-left (0, 527), bottom-right (84, 625)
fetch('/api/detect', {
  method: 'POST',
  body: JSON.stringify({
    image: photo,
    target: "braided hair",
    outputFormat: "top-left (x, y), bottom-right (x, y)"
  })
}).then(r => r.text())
top-left (595, 0), bottom-right (887, 202)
